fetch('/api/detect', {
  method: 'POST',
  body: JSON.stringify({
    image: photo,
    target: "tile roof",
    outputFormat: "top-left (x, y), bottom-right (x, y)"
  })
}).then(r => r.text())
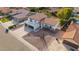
top-left (10, 9), bottom-right (18, 15)
top-left (29, 13), bottom-right (47, 21)
top-left (62, 23), bottom-right (79, 44)
top-left (0, 7), bottom-right (11, 14)
top-left (17, 9), bottom-right (29, 13)
top-left (50, 7), bottom-right (59, 12)
top-left (42, 17), bottom-right (60, 25)
top-left (62, 29), bottom-right (76, 39)
top-left (13, 9), bottom-right (30, 19)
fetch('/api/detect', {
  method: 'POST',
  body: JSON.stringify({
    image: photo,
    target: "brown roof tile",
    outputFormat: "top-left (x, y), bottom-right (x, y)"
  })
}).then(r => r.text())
top-left (29, 13), bottom-right (47, 21)
top-left (10, 9), bottom-right (18, 14)
top-left (0, 7), bottom-right (11, 14)
top-left (42, 17), bottom-right (60, 25)
top-left (50, 7), bottom-right (59, 12)
top-left (62, 29), bottom-right (76, 39)
top-left (63, 23), bottom-right (79, 44)
top-left (12, 9), bottom-right (30, 19)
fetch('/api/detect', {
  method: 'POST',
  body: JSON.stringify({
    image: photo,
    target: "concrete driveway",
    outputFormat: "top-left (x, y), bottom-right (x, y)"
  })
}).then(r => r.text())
top-left (10, 25), bottom-right (38, 51)
top-left (12, 25), bottom-right (29, 37)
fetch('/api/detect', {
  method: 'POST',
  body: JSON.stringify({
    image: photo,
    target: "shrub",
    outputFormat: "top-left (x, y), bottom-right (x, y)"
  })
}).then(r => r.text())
top-left (0, 18), bottom-right (10, 23)
top-left (60, 19), bottom-right (66, 26)
top-left (8, 25), bottom-right (16, 30)
top-left (30, 8), bottom-right (39, 12)
top-left (46, 12), bottom-right (52, 17)
top-left (6, 15), bottom-right (12, 19)
top-left (39, 7), bottom-right (47, 10)
top-left (56, 8), bottom-right (73, 20)
top-left (47, 13), bottom-right (52, 17)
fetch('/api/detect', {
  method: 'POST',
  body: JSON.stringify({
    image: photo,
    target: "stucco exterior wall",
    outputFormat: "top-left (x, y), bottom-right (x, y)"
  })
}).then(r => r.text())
top-left (26, 18), bottom-right (41, 31)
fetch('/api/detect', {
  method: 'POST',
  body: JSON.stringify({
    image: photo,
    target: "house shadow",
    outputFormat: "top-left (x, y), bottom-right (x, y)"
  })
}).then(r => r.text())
top-left (24, 26), bottom-right (33, 32)
top-left (27, 28), bottom-right (59, 39)
top-left (63, 44), bottom-right (76, 51)
top-left (62, 40), bottom-right (79, 51)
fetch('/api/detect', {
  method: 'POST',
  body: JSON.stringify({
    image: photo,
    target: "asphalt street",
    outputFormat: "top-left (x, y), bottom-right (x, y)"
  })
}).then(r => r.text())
top-left (0, 25), bottom-right (31, 51)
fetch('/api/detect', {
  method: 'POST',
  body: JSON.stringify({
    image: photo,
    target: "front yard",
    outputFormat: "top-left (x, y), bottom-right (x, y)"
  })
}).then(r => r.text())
top-left (0, 18), bottom-right (10, 23)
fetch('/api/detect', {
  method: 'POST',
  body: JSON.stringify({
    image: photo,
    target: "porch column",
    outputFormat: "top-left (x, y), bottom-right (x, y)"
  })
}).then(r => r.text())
top-left (41, 24), bottom-right (43, 29)
top-left (34, 28), bottom-right (35, 31)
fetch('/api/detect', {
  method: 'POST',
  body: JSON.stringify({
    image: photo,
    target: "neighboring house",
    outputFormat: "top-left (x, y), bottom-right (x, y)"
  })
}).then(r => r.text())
top-left (11, 9), bottom-right (30, 25)
top-left (9, 9), bottom-right (18, 15)
top-left (0, 7), bottom-right (11, 15)
top-left (49, 7), bottom-right (60, 13)
top-left (41, 17), bottom-right (60, 31)
top-left (73, 7), bottom-right (79, 14)
top-left (49, 7), bottom-right (61, 16)
top-left (25, 13), bottom-right (47, 31)
top-left (62, 23), bottom-right (79, 51)
top-left (73, 7), bottom-right (79, 16)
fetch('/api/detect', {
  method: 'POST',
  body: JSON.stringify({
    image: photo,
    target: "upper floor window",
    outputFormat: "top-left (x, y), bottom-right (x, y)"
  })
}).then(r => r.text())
top-left (29, 18), bottom-right (32, 22)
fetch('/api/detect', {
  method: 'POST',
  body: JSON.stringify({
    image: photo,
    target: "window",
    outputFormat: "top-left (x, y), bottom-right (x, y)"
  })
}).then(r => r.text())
top-left (28, 25), bottom-right (34, 29)
top-left (25, 23), bottom-right (27, 26)
top-left (30, 18), bottom-right (32, 22)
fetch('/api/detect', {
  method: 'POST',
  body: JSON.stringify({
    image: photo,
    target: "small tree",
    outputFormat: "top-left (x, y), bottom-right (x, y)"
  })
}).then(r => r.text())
top-left (46, 11), bottom-right (52, 17)
top-left (60, 19), bottom-right (66, 26)
top-left (57, 8), bottom-right (73, 20)
top-left (30, 7), bottom-right (39, 12)
top-left (5, 15), bottom-right (12, 20)
top-left (57, 8), bottom-right (73, 26)
top-left (39, 7), bottom-right (49, 10)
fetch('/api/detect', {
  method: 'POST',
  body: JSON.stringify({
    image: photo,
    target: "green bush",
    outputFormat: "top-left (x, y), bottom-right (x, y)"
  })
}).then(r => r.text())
top-left (56, 8), bottom-right (73, 20)
top-left (0, 17), bottom-right (10, 23)
top-left (39, 7), bottom-right (47, 10)
top-left (8, 25), bottom-right (16, 30)
top-left (30, 8), bottom-right (39, 12)
top-left (60, 19), bottom-right (66, 26)
top-left (6, 15), bottom-right (12, 19)
top-left (46, 12), bottom-right (52, 17)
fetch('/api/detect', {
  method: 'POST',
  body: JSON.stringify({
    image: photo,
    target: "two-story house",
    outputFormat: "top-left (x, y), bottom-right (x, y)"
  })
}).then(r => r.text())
top-left (25, 13), bottom-right (47, 31)
top-left (25, 13), bottom-right (60, 32)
